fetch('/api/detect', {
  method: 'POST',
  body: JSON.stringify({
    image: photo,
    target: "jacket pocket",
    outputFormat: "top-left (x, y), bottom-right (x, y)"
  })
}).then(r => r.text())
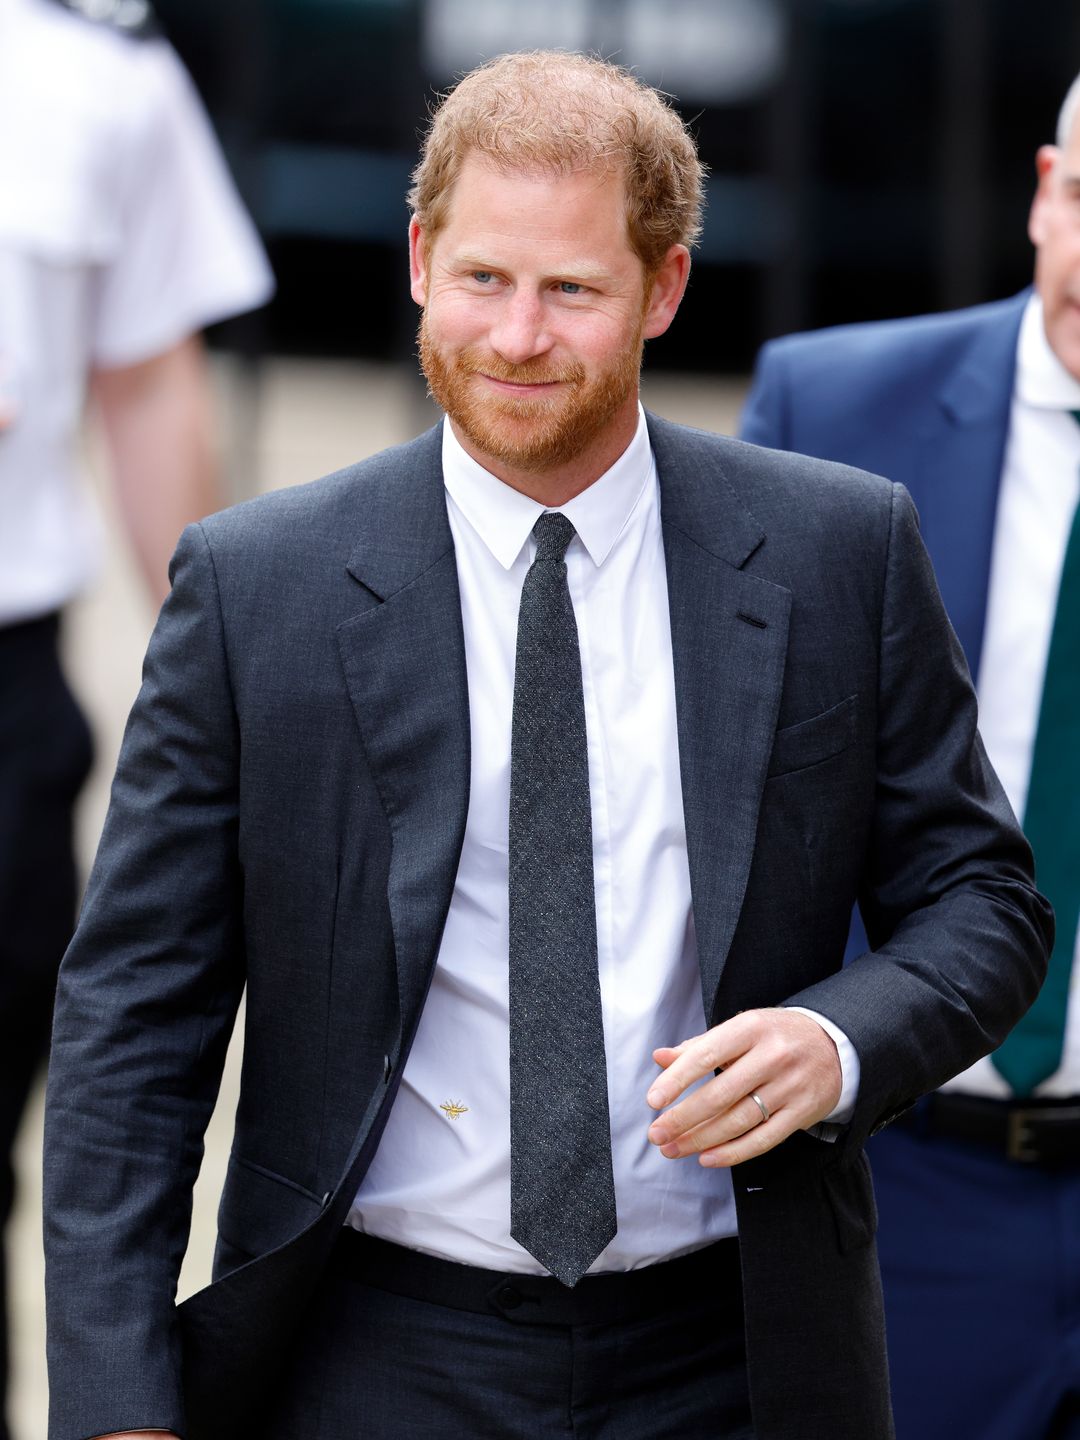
top-left (216, 1153), bottom-right (326, 1262)
top-left (767, 694), bottom-right (857, 778)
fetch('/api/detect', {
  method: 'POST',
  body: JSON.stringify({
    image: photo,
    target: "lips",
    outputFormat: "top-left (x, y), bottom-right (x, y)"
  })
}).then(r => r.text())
top-left (460, 352), bottom-right (584, 389)
top-left (471, 367), bottom-right (574, 385)
top-left (477, 373), bottom-right (566, 396)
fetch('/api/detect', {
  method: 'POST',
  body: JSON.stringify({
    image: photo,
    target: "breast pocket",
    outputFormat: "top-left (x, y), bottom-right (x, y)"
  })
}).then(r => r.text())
top-left (767, 694), bottom-right (857, 779)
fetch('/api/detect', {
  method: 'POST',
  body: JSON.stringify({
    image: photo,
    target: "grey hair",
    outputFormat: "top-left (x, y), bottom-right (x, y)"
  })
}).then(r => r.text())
top-left (1056, 73), bottom-right (1080, 147)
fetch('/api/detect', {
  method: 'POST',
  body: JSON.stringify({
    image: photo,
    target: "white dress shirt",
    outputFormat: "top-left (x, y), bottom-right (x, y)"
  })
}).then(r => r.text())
top-left (351, 408), bottom-right (857, 1272)
top-left (0, 0), bottom-right (273, 625)
top-left (943, 293), bottom-right (1080, 1098)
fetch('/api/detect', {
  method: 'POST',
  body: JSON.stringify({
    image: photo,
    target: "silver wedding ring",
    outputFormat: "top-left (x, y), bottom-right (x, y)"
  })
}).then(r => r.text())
top-left (749, 1090), bottom-right (770, 1124)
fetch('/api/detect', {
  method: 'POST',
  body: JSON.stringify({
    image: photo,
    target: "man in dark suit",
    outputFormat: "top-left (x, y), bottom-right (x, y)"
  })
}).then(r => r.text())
top-left (44, 50), bottom-right (1050, 1440)
top-left (740, 71), bottom-right (1080, 1440)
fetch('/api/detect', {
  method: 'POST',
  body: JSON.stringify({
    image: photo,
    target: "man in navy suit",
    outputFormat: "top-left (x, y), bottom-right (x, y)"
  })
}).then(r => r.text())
top-left (741, 71), bottom-right (1080, 1440)
top-left (44, 50), bottom-right (1050, 1440)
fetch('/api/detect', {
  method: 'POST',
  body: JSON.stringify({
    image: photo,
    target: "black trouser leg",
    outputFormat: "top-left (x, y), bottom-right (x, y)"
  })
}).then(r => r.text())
top-left (0, 615), bottom-right (92, 1439)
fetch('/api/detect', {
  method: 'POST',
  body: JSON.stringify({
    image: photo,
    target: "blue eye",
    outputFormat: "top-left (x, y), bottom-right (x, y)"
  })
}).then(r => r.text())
top-left (559, 282), bottom-right (584, 294)
top-left (473, 271), bottom-right (494, 284)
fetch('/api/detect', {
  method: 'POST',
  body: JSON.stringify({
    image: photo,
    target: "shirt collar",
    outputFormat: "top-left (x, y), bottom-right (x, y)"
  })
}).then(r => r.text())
top-left (1016, 293), bottom-right (1080, 411)
top-left (441, 406), bottom-right (654, 571)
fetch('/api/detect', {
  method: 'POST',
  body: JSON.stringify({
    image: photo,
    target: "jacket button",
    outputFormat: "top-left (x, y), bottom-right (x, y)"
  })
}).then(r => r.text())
top-left (383, 1054), bottom-right (392, 1082)
top-left (497, 1284), bottom-right (522, 1309)
top-left (321, 1191), bottom-right (332, 1208)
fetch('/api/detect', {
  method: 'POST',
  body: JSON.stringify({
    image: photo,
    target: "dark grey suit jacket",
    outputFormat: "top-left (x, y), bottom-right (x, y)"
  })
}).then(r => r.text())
top-left (43, 415), bottom-right (1051, 1440)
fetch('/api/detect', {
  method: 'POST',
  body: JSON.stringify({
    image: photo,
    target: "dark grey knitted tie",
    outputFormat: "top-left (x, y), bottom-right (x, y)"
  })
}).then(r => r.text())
top-left (509, 511), bottom-right (617, 1287)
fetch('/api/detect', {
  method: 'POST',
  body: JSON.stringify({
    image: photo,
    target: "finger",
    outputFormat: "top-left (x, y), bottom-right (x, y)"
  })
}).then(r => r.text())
top-left (652, 1040), bottom-right (693, 1070)
top-left (654, 1092), bottom-right (772, 1158)
top-left (646, 1018), bottom-right (757, 1109)
top-left (652, 1047), bottom-right (679, 1068)
top-left (696, 1109), bottom-right (803, 1168)
top-left (676, 1095), bottom-right (809, 1168)
top-left (648, 1063), bottom-right (767, 1147)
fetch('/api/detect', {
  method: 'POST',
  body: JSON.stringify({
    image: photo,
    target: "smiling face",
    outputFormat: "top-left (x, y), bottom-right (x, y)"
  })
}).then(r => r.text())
top-left (1030, 111), bottom-right (1080, 380)
top-left (410, 154), bottom-right (689, 502)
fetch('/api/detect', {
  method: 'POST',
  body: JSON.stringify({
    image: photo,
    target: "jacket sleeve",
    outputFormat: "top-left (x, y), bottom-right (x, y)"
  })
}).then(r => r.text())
top-left (738, 340), bottom-right (791, 449)
top-left (784, 483), bottom-right (1053, 1157)
top-left (44, 521), bottom-right (244, 1440)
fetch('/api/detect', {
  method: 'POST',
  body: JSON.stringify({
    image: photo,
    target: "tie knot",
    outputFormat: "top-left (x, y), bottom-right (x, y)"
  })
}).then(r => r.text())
top-left (532, 511), bottom-right (576, 563)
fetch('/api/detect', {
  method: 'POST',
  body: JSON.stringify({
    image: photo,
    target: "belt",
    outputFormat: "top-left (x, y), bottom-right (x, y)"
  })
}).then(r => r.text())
top-left (899, 1092), bottom-right (1080, 1166)
top-left (333, 1229), bottom-right (742, 1327)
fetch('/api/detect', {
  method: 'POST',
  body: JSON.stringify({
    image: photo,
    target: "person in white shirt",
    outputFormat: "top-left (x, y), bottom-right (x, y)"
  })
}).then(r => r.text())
top-left (45, 49), bottom-right (1048, 1440)
top-left (741, 69), bottom-right (1080, 1440)
top-left (0, 1), bottom-right (272, 1434)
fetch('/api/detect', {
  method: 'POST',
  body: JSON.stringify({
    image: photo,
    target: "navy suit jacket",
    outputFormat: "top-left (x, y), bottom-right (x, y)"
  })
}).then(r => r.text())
top-left (740, 290), bottom-right (1028, 681)
top-left (43, 413), bottom-right (1050, 1440)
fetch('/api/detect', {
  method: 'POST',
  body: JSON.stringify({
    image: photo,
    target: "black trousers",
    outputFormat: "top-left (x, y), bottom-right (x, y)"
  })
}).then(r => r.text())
top-left (0, 615), bottom-right (92, 1440)
top-left (268, 1233), bottom-right (755, 1440)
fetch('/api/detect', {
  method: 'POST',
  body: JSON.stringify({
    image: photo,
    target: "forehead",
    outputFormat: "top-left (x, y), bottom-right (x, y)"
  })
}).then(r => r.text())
top-left (433, 154), bottom-right (637, 265)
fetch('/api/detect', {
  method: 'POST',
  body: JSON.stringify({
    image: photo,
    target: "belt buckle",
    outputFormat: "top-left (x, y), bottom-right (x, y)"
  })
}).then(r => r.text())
top-left (1007, 1108), bottom-right (1040, 1163)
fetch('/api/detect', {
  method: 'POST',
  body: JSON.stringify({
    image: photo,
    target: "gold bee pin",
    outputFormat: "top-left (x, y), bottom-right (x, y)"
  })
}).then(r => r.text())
top-left (440, 1100), bottom-right (469, 1120)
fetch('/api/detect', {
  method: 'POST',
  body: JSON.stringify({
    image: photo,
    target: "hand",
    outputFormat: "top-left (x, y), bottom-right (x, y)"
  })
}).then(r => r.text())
top-left (646, 1008), bottom-right (843, 1167)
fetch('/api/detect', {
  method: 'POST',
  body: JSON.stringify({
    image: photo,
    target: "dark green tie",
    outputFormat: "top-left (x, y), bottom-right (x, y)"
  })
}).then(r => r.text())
top-left (992, 412), bottom-right (1080, 1094)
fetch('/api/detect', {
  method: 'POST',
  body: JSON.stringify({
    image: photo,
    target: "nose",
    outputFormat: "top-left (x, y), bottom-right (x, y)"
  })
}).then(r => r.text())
top-left (488, 289), bottom-right (553, 367)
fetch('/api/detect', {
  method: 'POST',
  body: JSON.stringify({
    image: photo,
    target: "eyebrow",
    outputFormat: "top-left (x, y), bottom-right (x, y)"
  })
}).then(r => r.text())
top-left (450, 253), bottom-right (615, 284)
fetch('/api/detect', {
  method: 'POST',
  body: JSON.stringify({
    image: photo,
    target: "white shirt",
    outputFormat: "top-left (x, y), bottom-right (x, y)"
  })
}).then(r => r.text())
top-left (0, 0), bottom-right (274, 624)
top-left (351, 409), bottom-right (858, 1272)
top-left (943, 293), bottom-right (1080, 1098)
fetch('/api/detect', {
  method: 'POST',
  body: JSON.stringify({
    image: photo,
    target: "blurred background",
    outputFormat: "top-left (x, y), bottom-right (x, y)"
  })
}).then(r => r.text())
top-left (160, 0), bottom-right (1080, 368)
top-left (8, 0), bottom-right (1080, 1434)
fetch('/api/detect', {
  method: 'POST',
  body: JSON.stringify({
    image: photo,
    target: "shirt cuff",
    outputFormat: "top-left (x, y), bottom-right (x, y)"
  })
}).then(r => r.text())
top-left (785, 1006), bottom-right (860, 1141)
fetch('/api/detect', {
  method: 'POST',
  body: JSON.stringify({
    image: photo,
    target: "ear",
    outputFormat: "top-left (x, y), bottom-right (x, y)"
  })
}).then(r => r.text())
top-left (409, 219), bottom-right (429, 307)
top-left (1028, 144), bottom-right (1060, 248)
top-left (642, 245), bottom-right (692, 341)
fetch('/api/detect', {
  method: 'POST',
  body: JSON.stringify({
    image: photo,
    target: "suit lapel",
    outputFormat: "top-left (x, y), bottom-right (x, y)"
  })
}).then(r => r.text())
top-left (335, 423), bottom-right (471, 1027)
top-left (649, 417), bottom-right (792, 1018)
top-left (913, 293), bottom-right (1025, 678)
